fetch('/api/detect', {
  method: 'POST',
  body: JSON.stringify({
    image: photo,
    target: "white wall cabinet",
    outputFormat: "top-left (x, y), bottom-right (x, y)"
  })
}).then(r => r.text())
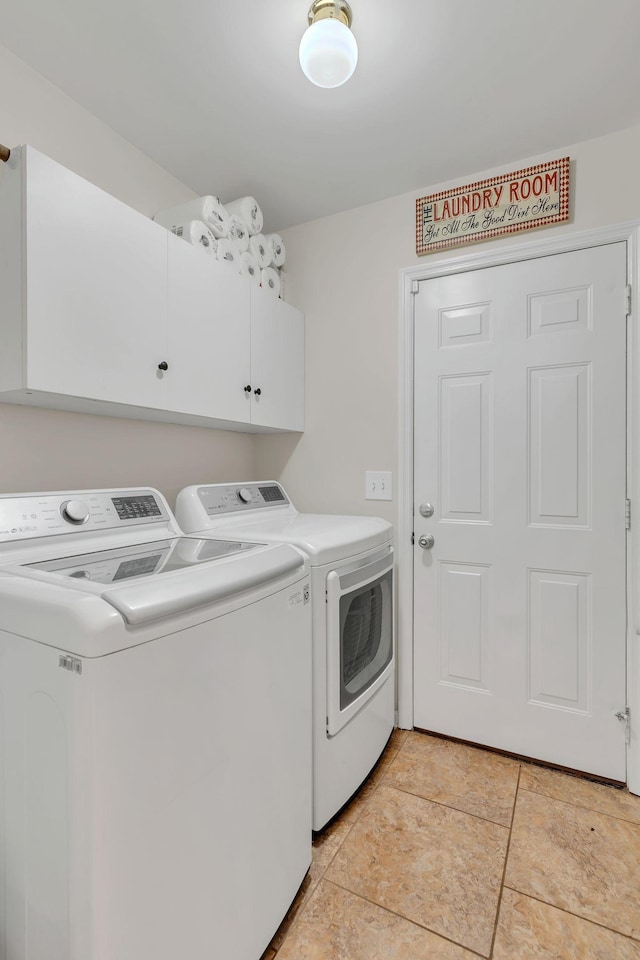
top-left (167, 239), bottom-right (305, 430)
top-left (250, 285), bottom-right (305, 432)
top-left (1, 146), bottom-right (169, 410)
top-left (167, 235), bottom-right (252, 423)
top-left (0, 145), bottom-right (304, 433)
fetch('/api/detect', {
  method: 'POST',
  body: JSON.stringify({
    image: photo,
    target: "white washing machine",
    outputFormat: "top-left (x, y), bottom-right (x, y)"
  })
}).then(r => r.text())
top-left (175, 482), bottom-right (395, 831)
top-left (0, 487), bottom-right (311, 960)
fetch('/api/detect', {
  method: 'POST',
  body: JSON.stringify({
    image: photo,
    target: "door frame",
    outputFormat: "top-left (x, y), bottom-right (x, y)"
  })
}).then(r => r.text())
top-left (397, 220), bottom-right (640, 793)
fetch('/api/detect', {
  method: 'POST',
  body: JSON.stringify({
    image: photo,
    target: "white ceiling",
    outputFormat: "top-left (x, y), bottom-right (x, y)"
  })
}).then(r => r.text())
top-left (1, 0), bottom-right (639, 232)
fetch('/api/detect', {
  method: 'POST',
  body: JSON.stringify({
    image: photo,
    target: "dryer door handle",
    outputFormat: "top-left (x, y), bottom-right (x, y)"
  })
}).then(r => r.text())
top-left (335, 551), bottom-right (393, 593)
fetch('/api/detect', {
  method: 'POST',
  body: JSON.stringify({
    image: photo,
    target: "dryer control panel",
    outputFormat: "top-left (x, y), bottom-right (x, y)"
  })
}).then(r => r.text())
top-left (0, 489), bottom-right (170, 542)
top-left (197, 483), bottom-right (290, 517)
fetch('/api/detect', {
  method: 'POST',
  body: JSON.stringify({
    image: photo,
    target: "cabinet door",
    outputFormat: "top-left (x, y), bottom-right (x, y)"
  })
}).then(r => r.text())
top-left (24, 148), bottom-right (168, 408)
top-left (167, 236), bottom-right (251, 422)
top-left (250, 286), bottom-right (305, 431)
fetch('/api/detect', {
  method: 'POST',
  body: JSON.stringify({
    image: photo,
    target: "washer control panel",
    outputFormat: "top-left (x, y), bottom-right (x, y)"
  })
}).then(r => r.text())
top-left (198, 483), bottom-right (290, 516)
top-left (0, 489), bottom-right (169, 542)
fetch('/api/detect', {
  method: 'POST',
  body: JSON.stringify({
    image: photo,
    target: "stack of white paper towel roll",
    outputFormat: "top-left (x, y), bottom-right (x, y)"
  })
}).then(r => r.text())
top-left (153, 195), bottom-right (285, 298)
top-left (168, 220), bottom-right (217, 257)
top-left (154, 196), bottom-right (229, 239)
top-left (225, 197), bottom-right (263, 236)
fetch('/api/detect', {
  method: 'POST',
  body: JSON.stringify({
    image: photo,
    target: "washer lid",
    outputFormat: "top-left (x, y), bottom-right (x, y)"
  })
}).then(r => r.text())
top-left (25, 536), bottom-right (260, 584)
top-left (2, 537), bottom-right (305, 636)
top-left (101, 542), bottom-right (303, 625)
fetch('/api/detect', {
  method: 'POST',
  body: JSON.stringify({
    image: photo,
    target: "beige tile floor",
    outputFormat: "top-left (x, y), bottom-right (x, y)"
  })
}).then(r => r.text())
top-left (262, 729), bottom-right (640, 959)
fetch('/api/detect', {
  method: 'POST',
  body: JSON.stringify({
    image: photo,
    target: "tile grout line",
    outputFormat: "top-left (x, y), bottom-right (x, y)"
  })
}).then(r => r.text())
top-left (309, 768), bottom-right (511, 959)
top-left (274, 734), bottom-right (640, 957)
top-left (404, 732), bottom-right (640, 828)
top-left (274, 734), bottom-right (513, 958)
top-left (487, 762), bottom-right (523, 958)
top-left (322, 877), bottom-right (489, 960)
top-left (384, 780), bottom-right (516, 830)
top-left (517, 783), bottom-right (640, 828)
top-left (501, 884), bottom-right (640, 946)
top-left (272, 750), bottom-right (400, 956)
top-left (311, 738), bottom-right (403, 862)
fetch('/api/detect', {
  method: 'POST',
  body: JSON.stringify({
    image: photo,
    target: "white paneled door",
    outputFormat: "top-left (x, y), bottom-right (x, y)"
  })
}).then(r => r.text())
top-left (413, 243), bottom-right (628, 780)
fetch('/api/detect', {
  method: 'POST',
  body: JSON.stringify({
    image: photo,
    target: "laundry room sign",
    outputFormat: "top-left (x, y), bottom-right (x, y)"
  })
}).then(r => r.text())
top-left (416, 157), bottom-right (570, 255)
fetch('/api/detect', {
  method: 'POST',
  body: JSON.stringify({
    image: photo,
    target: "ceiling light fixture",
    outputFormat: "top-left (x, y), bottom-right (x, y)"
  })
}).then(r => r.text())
top-left (299, 0), bottom-right (358, 88)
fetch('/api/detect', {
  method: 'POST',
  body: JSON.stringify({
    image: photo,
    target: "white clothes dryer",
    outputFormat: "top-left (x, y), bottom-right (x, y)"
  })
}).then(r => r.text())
top-left (175, 481), bottom-right (395, 831)
top-left (0, 487), bottom-right (311, 960)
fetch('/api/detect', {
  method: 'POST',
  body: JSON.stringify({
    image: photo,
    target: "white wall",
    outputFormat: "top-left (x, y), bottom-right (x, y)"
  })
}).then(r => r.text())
top-left (4, 36), bottom-right (640, 517)
top-left (0, 44), bottom-right (256, 506)
top-left (0, 43), bottom-right (193, 216)
top-left (257, 124), bottom-right (640, 525)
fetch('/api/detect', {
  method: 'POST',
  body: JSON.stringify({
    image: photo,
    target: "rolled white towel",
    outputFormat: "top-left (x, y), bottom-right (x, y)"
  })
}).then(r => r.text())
top-left (261, 266), bottom-right (281, 298)
top-left (264, 233), bottom-right (285, 268)
top-left (238, 252), bottom-right (260, 283)
top-left (154, 196), bottom-right (229, 238)
top-left (225, 196), bottom-right (263, 236)
top-left (170, 220), bottom-right (217, 256)
top-left (227, 214), bottom-right (250, 253)
top-left (216, 237), bottom-right (242, 266)
top-left (248, 233), bottom-right (271, 269)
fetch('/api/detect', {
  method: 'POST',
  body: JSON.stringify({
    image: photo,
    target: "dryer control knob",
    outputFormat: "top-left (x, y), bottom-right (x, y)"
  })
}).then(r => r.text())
top-left (61, 499), bottom-right (90, 525)
top-left (237, 487), bottom-right (253, 504)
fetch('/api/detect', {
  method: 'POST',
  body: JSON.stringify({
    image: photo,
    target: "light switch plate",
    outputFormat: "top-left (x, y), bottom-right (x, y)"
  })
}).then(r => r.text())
top-left (365, 471), bottom-right (392, 501)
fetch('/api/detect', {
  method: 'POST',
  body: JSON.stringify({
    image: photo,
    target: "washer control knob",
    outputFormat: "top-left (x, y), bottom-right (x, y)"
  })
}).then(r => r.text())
top-left (61, 499), bottom-right (90, 525)
top-left (237, 487), bottom-right (253, 504)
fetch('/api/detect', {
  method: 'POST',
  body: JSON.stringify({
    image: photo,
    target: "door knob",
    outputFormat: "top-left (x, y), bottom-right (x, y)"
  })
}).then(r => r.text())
top-left (418, 534), bottom-right (435, 549)
top-left (419, 503), bottom-right (434, 518)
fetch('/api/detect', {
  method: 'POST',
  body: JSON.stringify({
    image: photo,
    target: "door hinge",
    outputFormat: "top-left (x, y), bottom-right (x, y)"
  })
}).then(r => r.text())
top-left (626, 284), bottom-right (632, 317)
top-left (615, 706), bottom-right (631, 745)
top-left (626, 498), bottom-right (631, 530)
top-left (411, 280), bottom-right (419, 295)
top-left (411, 531), bottom-right (415, 545)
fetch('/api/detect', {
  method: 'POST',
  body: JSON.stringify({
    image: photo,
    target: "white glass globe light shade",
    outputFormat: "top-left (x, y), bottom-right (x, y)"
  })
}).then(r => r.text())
top-left (299, 17), bottom-right (358, 88)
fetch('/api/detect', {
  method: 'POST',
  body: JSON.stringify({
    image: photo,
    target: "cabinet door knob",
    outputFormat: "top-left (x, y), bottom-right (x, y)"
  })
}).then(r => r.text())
top-left (158, 361), bottom-right (169, 371)
top-left (254, 387), bottom-right (262, 396)
top-left (244, 384), bottom-right (252, 393)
